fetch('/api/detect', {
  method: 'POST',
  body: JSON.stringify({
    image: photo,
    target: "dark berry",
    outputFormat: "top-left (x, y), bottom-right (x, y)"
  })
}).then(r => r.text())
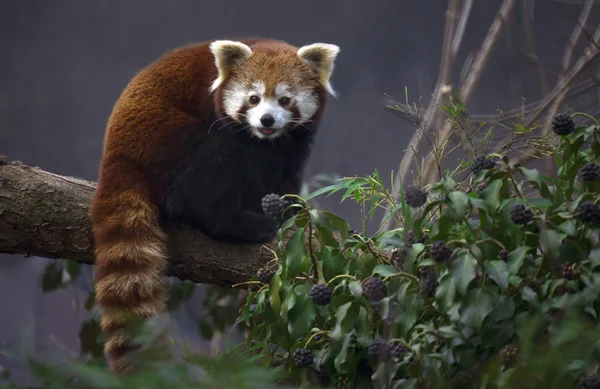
top-left (293, 348), bottom-right (314, 368)
top-left (561, 263), bottom-right (581, 280)
top-left (391, 343), bottom-right (409, 359)
top-left (371, 304), bottom-right (381, 322)
top-left (430, 240), bottom-right (453, 262)
top-left (579, 162), bottom-right (600, 181)
top-left (471, 155), bottom-right (495, 174)
top-left (391, 247), bottom-right (409, 270)
top-left (500, 344), bottom-right (518, 367)
top-left (510, 204), bottom-right (534, 225)
top-left (309, 284), bottom-right (332, 305)
top-left (578, 372), bottom-right (600, 389)
top-left (419, 266), bottom-right (437, 297)
top-left (406, 230), bottom-right (428, 246)
top-left (551, 113), bottom-right (575, 136)
top-left (313, 333), bottom-right (323, 342)
top-left (499, 249), bottom-right (509, 261)
top-left (477, 182), bottom-right (488, 198)
top-left (367, 338), bottom-right (392, 361)
top-left (257, 267), bottom-right (275, 284)
top-left (404, 185), bottom-right (428, 208)
top-left (578, 201), bottom-right (600, 223)
top-left (363, 277), bottom-right (387, 302)
top-left (261, 193), bottom-right (289, 219)
top-left (315, 369), bottom-right (330, 385)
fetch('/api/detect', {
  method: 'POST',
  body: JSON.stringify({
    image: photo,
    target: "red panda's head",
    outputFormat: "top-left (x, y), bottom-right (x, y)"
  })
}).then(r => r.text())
top-left (209, 39), bottom-right (340, 140)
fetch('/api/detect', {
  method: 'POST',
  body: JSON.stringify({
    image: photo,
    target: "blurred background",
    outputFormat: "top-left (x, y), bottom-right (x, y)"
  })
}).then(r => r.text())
top-left (1, 0), bottom-right (599, 385)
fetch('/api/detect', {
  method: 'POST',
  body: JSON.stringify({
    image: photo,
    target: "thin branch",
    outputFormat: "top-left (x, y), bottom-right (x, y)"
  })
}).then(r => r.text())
top-left (521, 0), bottom-right (549, 96)
top-left (514, 24), bottom-right (600, 165)
top-left (382, 0), bottom-right (461, 232)
top-left (422, 0), bottom-right (517, 183)
top-left (452, 0), bottom-right (474, 58)
top-left (559, 0), bottom-right (594, 79)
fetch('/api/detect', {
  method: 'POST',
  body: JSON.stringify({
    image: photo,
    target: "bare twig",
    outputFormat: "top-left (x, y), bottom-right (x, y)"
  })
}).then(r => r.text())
top-left (452, 0), bottom-right (474, 58)
top-left (514, 24), bottom-right (600, 165)
top-left (382, 0), bottom-right (461, 231)
top-left (559, 0), bottom-right (595, 79)
top-left (521, 0), bottom-right (549, 96)
top-left (422, 0), bottom-right (517, 183)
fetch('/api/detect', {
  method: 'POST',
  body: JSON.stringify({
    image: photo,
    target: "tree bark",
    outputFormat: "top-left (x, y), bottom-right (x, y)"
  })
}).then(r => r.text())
top-left (0, 156), bottom-right (282, 287)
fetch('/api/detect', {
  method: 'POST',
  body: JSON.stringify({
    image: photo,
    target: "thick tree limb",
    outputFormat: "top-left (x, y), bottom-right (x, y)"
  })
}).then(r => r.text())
top-left (0, 157), bottom-right (281, 287)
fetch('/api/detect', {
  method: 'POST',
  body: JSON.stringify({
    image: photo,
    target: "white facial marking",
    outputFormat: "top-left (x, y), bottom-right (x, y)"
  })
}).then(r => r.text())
top-left (222, 81), bottom-right (265, 120)
top-left (247, 97), bottom-right (291, 139)
top-left (221, 81), bottom-right (320, 140)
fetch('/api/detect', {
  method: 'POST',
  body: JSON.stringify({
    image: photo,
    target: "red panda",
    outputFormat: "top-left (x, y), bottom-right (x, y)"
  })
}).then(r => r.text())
top-left (90, 38), bottom-right (340, 373)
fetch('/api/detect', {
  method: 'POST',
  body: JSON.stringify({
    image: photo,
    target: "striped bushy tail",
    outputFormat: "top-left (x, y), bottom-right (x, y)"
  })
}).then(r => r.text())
top-left (90, 158), bottom-right (170, 374)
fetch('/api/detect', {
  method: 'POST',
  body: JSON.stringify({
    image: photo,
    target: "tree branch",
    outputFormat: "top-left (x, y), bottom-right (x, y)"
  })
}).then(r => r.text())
top-left (421, 0), bottom-right (517, 183)
top-left (0, 157), bottom-right (282, 287)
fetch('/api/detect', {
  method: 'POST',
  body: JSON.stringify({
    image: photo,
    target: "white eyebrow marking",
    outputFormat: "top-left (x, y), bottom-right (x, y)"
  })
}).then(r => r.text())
top-left (276, 83), bottom-right (291, 96)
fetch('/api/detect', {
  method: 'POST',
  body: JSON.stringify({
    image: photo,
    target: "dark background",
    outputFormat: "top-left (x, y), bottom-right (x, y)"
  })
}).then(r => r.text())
top-left (1, 0), bottom-right (599, 385)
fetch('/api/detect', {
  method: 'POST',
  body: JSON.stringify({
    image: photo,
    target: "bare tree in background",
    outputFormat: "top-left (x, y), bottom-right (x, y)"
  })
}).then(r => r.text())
top-left (382, 0), bottom-right (600, 231)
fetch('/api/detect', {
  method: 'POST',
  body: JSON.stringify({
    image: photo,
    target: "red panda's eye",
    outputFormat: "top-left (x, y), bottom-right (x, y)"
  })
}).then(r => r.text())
top-left (278, 97), bottom-right (291, 106)
top-left (249, 95), bottom-right (260, 105)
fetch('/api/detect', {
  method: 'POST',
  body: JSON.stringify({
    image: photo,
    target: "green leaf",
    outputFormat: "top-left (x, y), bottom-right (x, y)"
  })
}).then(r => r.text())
top-left (284, 227), bottom-right (308, 279)
top-left (540, 227), bottom-right (562, 261)
top-left (334, 332), bottom-right (353, 372)
top-left (459, 288), bottom-right (494, 332)
top-left (485, 260), bottom-right (509, 291)
top-left (449, 251), bottom-right (477, 296)
top-left (447, 191), bottom-right (470, 220)
top-left (372, 264), bottom-right (398, 278)
top-left (507, 246), bottom-right (529, 275)
top-left (41, 261), bottom-right (63, 293)
top-left (483, 179), bottom-right (503, 213)
top-left (589, 248), bottom-right (600, 269)
top-left (349, 280), bottom-right (363, 298)
top-left (435, 275), bottom-right (457, 312)
top-left (322, 211), bottom-right (349, 237)
top-left (269, 273), bottom-right (282, 316)
top-left (287, 284), bottom-right (317, 340)
top-left (331, 302), bottom-right (358, 342)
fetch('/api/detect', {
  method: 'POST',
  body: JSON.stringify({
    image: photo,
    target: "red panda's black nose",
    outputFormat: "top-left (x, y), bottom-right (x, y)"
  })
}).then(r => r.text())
top-left (260, 114), bottom-right (275, 128)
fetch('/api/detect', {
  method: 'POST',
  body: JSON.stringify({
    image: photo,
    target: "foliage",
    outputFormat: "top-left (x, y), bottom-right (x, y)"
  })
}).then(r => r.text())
top-left (3, 110), bottom-right (600, 388)
top-left (235, 112), bottom-right (600, 388)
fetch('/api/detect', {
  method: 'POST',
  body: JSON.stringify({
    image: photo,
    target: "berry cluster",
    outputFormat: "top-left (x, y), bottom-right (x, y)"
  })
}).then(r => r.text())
top-left (315, 370), bottom-right (330, 385)
top-left (419, 266), bottom-right (437, 297)
top-left (261, 193), bottom-right (290, 219)
top-left (293, 348), bottom-right (314, 368)
top-left (406, 230), bottom-right (428, 246)
top-left (579, 162), bottom-right (600, 182)
top-left (309, 284), bottom-right (332, 305)
top-left (257, 267), bottom-right (275, 284)
top-left (499, 249), bottom-right (509, 261)
top-left (510, 204), bottom-right (534, 225)
top-left (500, 344), bottom-right (518, 367)
top-left (363, 277), bottom-right (387, 302)
top-left (578, 372), bottom-right (600, 389)
top-left (391, 247), bottom-right (409, 270)
top-left (561, 263), bottom-right (581, 280)
top-left (477, 182), bottom-right (488, 198)
top-left (471, 155), bottom-right (495, 174)
top-left (578, 200), bottom-right (600, 223)
top-left (551, 113), bottom-right (575, 135)
top-left (431, 240), bottom-right (453, 262)
top-left (391, 343), bottom-right (409, 359)
top-left (404, 185), bottom-right (428, 208)
top-left (367, 338), bottom-right (392, 361)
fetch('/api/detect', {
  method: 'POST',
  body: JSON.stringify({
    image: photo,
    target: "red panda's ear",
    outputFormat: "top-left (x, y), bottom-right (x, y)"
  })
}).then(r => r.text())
top-left (209, 40), bottom-right (253, 93)
top-left (297, 43), bottom-right (340, 97)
